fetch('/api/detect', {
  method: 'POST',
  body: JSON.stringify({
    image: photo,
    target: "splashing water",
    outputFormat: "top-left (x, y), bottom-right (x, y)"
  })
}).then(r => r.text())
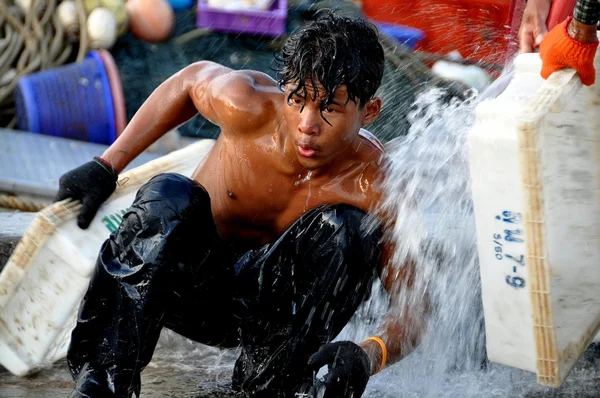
top-left (370, 85), bottom-right (485, 397)
top-left (335, 58), bottom-right (600, 397)
top-left (337, 64), bottom-right (535, 397)
top-left (294, 170), bottom-right (313, 186)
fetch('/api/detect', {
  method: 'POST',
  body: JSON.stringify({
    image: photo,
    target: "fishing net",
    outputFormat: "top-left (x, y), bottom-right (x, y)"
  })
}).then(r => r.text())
top-left (0, 0), bottom-right (464, 143)
top-left (111, 1), bottom-right (464, 142)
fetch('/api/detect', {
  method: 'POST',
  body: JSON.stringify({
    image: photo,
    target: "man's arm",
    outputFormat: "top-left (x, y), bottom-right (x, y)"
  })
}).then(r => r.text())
top-left (101, 61), bottom-right (233, 174)
top-left (574, 0), bottom-right (600, 24)
top-left (358, 246), bottom-right (428, 375)
top-left (54, 61), bottom-right (253, 229)
top-left (305, 239), bottom-right (428, 398)
top-left (567, 0), bottom-right (600, 43)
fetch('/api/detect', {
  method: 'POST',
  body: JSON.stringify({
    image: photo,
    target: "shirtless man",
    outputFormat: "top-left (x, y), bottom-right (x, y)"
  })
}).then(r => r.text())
top-left (57, 10), bottom-right (422, 398)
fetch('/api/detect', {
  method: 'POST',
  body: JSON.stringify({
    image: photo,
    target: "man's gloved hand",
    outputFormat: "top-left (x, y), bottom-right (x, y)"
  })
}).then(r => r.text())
top-left (307, 341), bottom-right (371, 398)
top-left (540, 16), bottom-right (599, 86)
top-left (54, 157), bottom-right (118, 229)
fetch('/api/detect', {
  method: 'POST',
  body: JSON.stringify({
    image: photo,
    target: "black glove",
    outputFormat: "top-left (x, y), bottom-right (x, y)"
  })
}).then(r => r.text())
top-left (54, 157), bottom-right (118, 229)
top-left (307, 341), bottom-right (371, 398)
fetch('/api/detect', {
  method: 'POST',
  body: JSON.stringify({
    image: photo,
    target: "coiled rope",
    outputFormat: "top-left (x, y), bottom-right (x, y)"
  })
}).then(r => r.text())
top-left (0, 0), bottom-right (89, 128)
top-left (0, 193), bottom-right (49, 212)
top-left (0, 0), bottom-right (90, 211)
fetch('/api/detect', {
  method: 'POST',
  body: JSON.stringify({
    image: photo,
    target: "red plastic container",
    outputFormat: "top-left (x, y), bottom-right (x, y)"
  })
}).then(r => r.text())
top-left (363, 0), bottom-right (512, 67)
top-left (196, 0), bottom-right (287, 37)
top-left (546, 0), bottom-right (576, 29)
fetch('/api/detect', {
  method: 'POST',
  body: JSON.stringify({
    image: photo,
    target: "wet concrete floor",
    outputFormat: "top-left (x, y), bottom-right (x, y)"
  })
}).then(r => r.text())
top-left (2, 329), bottom-right (600, 398)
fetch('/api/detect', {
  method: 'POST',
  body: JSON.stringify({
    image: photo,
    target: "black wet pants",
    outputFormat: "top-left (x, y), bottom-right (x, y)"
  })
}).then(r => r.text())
top-left (67, 173), bottom-right (381, 398)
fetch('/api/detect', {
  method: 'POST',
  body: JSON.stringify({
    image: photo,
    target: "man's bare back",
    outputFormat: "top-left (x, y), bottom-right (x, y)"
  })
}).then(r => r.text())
top-left (185, 68), bottom-right (385, 247)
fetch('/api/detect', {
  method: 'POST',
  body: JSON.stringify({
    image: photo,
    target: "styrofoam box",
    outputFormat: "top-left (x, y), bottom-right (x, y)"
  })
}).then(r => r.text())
top-left (469, 48), bottom-right (600, 387)
top-left (0, 139), bottom-right (215, 376)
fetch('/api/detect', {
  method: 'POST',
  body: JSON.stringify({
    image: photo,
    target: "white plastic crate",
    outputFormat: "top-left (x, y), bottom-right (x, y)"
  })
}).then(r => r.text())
top-left (469, 50), bottom-right (600, 387)
top-left (0, 139), bottom-right (215, 376)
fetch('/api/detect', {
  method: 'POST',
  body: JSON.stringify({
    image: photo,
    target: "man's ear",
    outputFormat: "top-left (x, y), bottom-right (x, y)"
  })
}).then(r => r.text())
top-left (361, 97), bottom-right (382, 126)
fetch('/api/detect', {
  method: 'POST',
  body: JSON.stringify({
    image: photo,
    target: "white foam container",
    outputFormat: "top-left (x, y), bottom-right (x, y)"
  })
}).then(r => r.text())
top-left (469, 50), bottom-right (600, 387)
top-left (0, 139), bottom-right (215, 376)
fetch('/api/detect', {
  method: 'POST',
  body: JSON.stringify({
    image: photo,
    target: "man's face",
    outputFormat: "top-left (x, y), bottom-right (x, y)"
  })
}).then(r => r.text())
top-left (282, 82), bottom-right (381, 170)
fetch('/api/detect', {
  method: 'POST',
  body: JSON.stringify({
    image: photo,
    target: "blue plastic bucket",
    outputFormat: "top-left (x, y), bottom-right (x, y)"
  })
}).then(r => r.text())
top-left (168, 0), bottom-right (193, 11)
top-left (376, 22), bottom-right (425, 50)
top-left (14, 50), bottom-right (117, 145)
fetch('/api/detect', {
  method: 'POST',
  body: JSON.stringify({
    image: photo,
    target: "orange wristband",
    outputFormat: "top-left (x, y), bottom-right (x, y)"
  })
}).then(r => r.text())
top-left (363, 336), bottom-right (387, 374)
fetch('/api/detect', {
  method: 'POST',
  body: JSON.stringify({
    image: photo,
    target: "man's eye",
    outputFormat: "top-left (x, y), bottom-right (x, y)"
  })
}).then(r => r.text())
top-left (324, 107), bottom-right (336, 113)
top-left (290, 97), bottom-right (303, 105)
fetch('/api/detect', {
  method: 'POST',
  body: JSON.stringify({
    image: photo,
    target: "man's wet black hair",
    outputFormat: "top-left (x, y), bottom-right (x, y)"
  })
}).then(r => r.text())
top-left (276, 9), bottom-right (385, 111)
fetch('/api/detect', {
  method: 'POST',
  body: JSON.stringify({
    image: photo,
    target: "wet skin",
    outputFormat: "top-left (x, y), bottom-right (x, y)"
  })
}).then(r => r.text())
top-left (102, 61), bottom-right (385, 249)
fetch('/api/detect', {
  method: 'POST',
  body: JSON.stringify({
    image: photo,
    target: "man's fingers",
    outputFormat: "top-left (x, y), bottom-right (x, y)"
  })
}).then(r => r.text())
top-left (519, 23), bottom-right (536, 53)
top-left (533, 18), bottom-right (548, 47)
top-left (77, 200), bottom-right (100, 229)
top-left (53, 190), bottom-right (72, 203)
top-left (520, 35), bottom-right (535, 53)
top-left (321, 371), bottom-right (346, 398)
top-left (533, 0), bottom-right (551, 46)
top-left (307, 345), bottom-right (336, 369)
top-left (535, 32), bottom-right (548, 47)
top-left (313, 380), bottom-right (340, 398)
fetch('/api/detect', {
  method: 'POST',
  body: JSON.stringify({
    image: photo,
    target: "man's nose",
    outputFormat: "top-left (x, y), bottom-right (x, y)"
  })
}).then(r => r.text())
top-left (298, 109), bottom-right (321, 136)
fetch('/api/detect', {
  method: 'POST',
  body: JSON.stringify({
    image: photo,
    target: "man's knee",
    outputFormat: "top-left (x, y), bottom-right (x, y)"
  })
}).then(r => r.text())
top-left (114, 173), bottom-right (214, 246)
top-left (136, 173), bottom-right (210, 213)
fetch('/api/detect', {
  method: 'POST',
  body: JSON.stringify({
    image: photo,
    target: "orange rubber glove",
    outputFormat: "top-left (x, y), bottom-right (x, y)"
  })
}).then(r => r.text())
top-left (539, 17), bottom-right (599, 86)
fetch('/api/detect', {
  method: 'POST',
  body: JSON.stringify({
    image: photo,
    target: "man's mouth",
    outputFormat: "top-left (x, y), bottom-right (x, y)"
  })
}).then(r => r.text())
top-left (297, 142), bottom-right (317, 158)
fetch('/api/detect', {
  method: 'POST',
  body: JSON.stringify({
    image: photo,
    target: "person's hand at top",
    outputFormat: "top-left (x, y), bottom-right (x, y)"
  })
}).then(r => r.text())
top-left (540, 1), bottom-right (599, 86)
top-left (519, 0), bottom-right (555, 53)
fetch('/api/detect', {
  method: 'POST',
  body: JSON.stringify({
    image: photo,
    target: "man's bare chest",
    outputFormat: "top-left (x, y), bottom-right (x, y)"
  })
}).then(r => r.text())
top-left (209, 167), bottom-right (338, 235)
top-left (192, 140), bottom-right (371, 244)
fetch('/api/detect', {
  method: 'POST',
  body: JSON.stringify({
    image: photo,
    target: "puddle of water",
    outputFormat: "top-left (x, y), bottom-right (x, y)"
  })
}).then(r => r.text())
top-left (0, 330), bottom-right (241, 398)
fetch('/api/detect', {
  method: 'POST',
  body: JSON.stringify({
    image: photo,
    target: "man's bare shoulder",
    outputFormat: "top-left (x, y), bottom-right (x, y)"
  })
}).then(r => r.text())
top-left (205, 69), bottom-right (281, 102)
top-left (189, 65), bottom-right (283, 133)
top-left (332, 129), bottom-right (386, 212)
top-left (359, 128), bottom-right (385, 153)
top-left (362, 130), bottom-right (388, 205)
top-left (357, 128), bottom-right (385, 174)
